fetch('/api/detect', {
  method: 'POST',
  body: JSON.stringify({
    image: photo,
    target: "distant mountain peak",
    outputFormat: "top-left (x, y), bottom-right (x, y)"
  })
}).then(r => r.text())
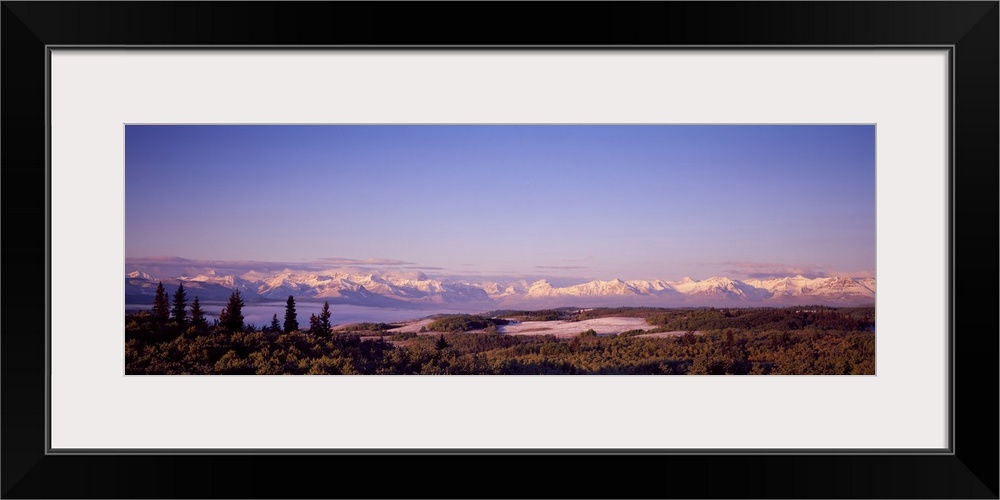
top-left (126, 270), bottom-right (154, 281)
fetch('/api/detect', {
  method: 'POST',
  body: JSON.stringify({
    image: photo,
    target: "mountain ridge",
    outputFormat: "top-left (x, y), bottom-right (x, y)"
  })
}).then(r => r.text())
top-left (126, 269), bottom-right (876, 307)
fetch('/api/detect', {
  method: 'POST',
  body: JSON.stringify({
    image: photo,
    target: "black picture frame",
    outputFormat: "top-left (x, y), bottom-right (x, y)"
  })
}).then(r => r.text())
top-left (2, 2), bottom-right (996, 498)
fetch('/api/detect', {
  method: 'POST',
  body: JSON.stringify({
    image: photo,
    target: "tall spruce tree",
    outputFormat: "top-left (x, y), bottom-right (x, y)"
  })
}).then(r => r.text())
top-left (171, 282), bottom-right (188, 326)
top-left (318, 301), bottom-right (332, 336)
top-left (218, 290), bottom-right (245, 333)
top-left (283, 295), bottom-right (299, 333)
top-left (190, 296), bottom-right (207, 330)
top-left (435, 334), bottom-right (449, 351)
top-left (152, 282), bottom-right (170, 322)
top-left (308, 313), bottom-right (322, 335)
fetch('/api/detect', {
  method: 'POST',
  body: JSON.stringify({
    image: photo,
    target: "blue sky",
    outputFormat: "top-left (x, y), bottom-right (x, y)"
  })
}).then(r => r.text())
top-left (125, 125), bottom-right (875, 282)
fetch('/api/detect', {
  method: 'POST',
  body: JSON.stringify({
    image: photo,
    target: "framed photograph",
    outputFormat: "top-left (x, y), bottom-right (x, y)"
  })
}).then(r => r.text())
top-left (3, 2), bottom-right (996, 498)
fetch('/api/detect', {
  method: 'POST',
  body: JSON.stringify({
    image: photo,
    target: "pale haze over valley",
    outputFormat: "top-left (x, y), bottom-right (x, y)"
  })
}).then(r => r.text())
top-left (126, 125), bottom-right (875, 316)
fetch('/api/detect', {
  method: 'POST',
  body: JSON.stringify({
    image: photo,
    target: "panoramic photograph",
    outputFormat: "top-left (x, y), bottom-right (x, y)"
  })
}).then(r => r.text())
top-left (125, 124), bottom-right (875, 375)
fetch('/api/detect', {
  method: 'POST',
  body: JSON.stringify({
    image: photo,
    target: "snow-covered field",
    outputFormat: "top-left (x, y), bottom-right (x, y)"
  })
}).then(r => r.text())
top-left (387, 316), bottom-right (651, 337)
top-left (387, 318), bottom-right (437, 333)
top-left (497, 317), bottom-right (650, 338)
top-left (384, 317), bottom-right (703, 339)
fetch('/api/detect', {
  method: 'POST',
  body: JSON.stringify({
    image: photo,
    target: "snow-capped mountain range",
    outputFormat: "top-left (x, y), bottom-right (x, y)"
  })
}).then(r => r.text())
top-left (126, 269), bottom-right (875, 307)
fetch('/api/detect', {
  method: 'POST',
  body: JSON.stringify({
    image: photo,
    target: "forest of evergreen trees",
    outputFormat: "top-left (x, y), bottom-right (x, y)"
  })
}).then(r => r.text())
top-left (125, 283), bottom-right (875, 375)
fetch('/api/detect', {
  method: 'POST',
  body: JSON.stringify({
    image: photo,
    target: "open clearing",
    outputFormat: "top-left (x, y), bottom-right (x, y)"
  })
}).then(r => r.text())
top-left (374, 317), bottom-right (704, 339)
top-left (388, 317), bottom-right (651, 338)
top-left (387, 318), bottom-right (437, 333)
top-left (497, 317), bottom-right (650, 338)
